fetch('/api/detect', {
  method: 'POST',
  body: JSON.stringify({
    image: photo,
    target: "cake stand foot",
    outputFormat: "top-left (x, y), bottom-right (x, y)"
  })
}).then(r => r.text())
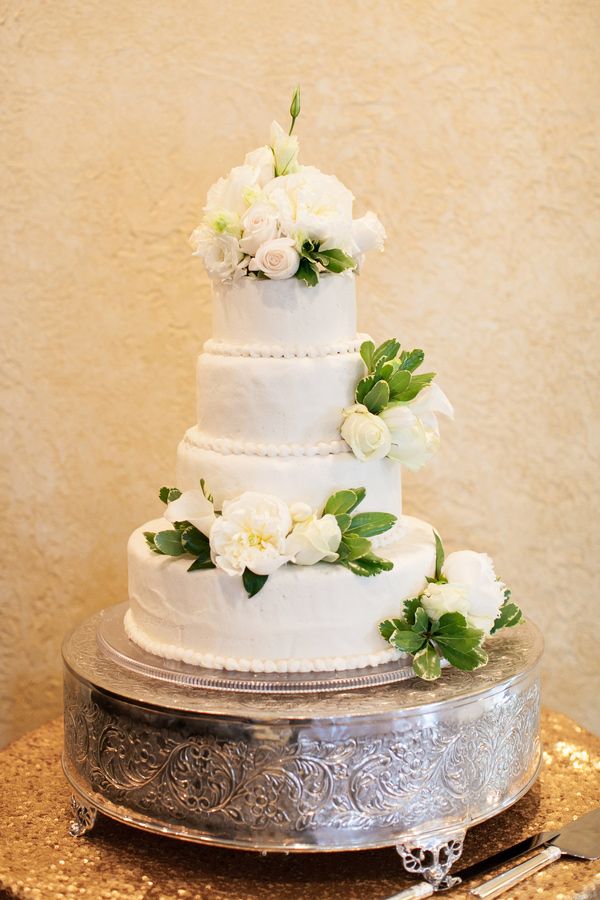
top-left (69, 795), bottom-right (97, 837)
top-left (395, 828), bottom-right (466, 890)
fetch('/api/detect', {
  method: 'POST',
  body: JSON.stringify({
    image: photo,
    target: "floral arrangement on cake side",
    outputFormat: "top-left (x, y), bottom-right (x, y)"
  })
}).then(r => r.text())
top-left (341, 337), bottom-right (453, 470)
top-left (145, 483), bottom-right (397, 597)
top-left (190, 88), bottom-right (386, 285)
top-left (379, 532), bottom-right (523, 681)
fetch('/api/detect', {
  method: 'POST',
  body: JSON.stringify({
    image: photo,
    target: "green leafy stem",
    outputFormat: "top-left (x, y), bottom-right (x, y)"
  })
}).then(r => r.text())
top-left (295, 240), bottom-right (357, 287)
top-left (356, 338), bottom-right (435, 413)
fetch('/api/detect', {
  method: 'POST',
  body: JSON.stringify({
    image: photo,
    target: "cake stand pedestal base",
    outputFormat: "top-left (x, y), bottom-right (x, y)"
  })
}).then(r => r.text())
top-left (62, 609), bottom-right (543, 891)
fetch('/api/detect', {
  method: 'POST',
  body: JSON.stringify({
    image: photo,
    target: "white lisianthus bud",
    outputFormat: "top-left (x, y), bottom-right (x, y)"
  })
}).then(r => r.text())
top-left (290, 502), bottom-right (313, 523)
top-left (341, 404), bottom-right (392, 461)
top-left (380, 383), bottom-right (454, 471)
top-left (189, 226), bottom-right (247, 282)
top-left (442, 551), bottom-right (506, 634)
top-left (248, 237), bottom-right (300, 280)
top-left (287, 514), bottom-right (342, 566)
top-left (164, 489), bottom-right (215, 538)
top-left (270, 120), bottom-right (300, 176)
top-left (351, 211), bottom-right (386, 254)
top-left (209, 492), bottom-right (292, 577)
top-left (421, 582), bottom-right (470, 622)
top-left (244, 145), bottom-right (275, 187)
top-left (239, 202), bottom-right (279, 256)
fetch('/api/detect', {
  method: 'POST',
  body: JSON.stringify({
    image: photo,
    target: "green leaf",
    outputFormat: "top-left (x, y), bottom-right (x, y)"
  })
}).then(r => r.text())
top-left (360, 340), bottom-right (375, 371)
top-left (187, 554), bottom-right (215, 571)
top-left (373, 339), bottom-right (401, 369)
top-left (379, 618), bottom-right (406, 642)
top-left (412, 607), bottom-right (430, 634)
top-left (395, 372), bottom-right (435, 402)
top-left (356, 374), bottom-right (377, 404)
top-left (153, 529), bottom-right (186, 556)
top-left (335, 513), bottom-right (352, 533)
top-left (295, 257), bottom-right (319, 287)
top-left (362, 379), bottom-right (390, 414)
top-left (323, 489), bottom-right (361, 516)
top-left (434, 531), bottom-right (445, 581)
top-left (432, 612), bottom-right (488, 671)
top-left (390, 629), bottom-right (427, 654)
top-left (348, 512), bottom-right (397, 538)
top-left (490, 602), bottom-right (523, 635)
top-left (341, 552), bottom-right (393, 577)
top-left (159, 486), bottom-right (181, 504)
top-left (312, 248), bottom-right (356, 273)
top-left (199, 478), bottom-right (214, 504)
top-left (181, 526), bottom-right (210, 557)
top-left (242, 569), bottom-right (269, 598)
top-left (348, 487), bottom-right (366, 510)
top-left (399, 349), bottom-right (425, 372)
top-left (403, 597), bottom-right (422, 625)
top-left (144, 531), bottom-right (158, 552)
top-left (437, 642), bottom-right (488, 671)
top-left (387, 369), bottom-right (411, 399)
top-left (339, 533), bottom-right (372, 561)
top-left (413, 643), bottom-right (442, 680)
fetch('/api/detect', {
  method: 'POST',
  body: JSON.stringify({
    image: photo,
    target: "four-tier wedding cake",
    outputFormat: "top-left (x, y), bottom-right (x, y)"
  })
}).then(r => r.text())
top-left (125, 91), bottom-right (522, 680)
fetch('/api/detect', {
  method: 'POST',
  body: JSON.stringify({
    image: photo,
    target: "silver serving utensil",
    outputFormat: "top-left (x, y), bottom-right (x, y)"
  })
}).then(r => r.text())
top-left (470, 806), bottom-right (600, 898)
top-left (382, 829), bottom-right (560, 899)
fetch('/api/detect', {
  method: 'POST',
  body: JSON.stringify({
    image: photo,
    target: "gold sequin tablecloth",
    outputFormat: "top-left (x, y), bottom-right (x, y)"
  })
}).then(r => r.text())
top-left (0, 710), bottom-right (599, 900)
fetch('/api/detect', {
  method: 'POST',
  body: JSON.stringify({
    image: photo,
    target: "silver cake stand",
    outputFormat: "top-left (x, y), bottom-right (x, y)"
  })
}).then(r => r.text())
top-left (62, 604), bottom-right (542, 891)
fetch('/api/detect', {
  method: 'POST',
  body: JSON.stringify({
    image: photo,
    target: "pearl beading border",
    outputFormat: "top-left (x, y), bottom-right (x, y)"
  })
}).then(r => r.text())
top-left (203, 334), bottom-right (370, 360)
top-left (182, 429), bottom-right (352, 458)
top-left (124, 609), bottom-right (402, 674)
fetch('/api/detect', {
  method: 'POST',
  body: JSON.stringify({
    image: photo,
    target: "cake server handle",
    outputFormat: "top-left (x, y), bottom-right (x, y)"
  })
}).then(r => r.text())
top-left (384, 884), bottom-right (434, 899)
top-left (470, 844), bottom-right (562, 897)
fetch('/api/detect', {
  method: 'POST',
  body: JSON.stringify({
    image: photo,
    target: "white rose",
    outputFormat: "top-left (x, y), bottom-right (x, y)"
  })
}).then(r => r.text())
top-left (380, 383), bottom-right (454, 470)
top-left (239, 202), bottom-right (279, 256)
top-left (270, 120), bottom-right (300, 176)
top-left (209, 491), bottom-right (292, 577)
top-left (341, 404), bottom-right (392, 461)
top-left (442, 551), bottom-right (506, 634)
top-left (205, 164), bottom-right (262, 217)
top-left (189, 226), bottom-right (246, 282)
top-left (287, 514), bottom-right (342, 566)
top-left (248, 237), bottom-right (300, 280)
top-left (421, 582), bottom-right (470, 622)
top-left (164, 489), bottom-right (215, 538)
top-left (244, 145), bottom-right (275, 187)
top-left (351, 211), bottom-right (386, 254)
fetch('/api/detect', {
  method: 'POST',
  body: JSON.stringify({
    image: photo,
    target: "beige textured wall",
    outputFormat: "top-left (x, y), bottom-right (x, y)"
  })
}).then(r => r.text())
top-left (1, 0), bottom-right (599, 747)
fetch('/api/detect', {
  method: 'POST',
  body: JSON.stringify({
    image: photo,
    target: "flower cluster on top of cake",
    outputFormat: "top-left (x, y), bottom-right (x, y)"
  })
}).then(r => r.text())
top-left (190, 88), bottom-right (386, 286)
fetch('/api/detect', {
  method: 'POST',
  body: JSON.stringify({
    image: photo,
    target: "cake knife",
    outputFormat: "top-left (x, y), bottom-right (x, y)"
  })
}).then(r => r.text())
top-left (383, 828), bottom-right (560, 899)
top-left (470, 805), bottom-right (600, 897)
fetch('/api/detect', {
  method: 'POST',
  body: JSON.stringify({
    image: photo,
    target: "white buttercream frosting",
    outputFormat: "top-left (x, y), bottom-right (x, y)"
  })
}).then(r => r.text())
top-left (127, 515), bottom-right (436, 673)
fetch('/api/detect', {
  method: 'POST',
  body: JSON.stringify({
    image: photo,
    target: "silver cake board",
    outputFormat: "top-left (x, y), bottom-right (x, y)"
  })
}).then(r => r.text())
top-left (62, 606), bottom-right (542, 891)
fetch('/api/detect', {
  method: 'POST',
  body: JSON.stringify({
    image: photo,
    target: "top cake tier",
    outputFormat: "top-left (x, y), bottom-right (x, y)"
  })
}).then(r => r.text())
top-left (210, 273), bottom-right (357, 351)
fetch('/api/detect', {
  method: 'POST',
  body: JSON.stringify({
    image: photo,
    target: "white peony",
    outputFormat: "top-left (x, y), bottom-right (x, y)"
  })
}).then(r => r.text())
top-left (248, 237), bottom-right (300, 280)
top-left (239, 202), bottom-right (279, 256)
top-left (442, 551), bottom-right (506, 634)
top-left (244, 145), bottom-right (275, 187)
top-left (205, 164), bottom-right (262, 217)
top-left (263, 166), bottom-right (354, 251)
top-left (287, 513), bottom-right (342, 566)
top-left (209, 491), bottom-right (292, 577)
top-left (189, 226), bottom-right (247, 281)
top-left (341, 404), bottom-right (392, 461)
top-left (270, 120), bottom-right (300, 176)
top-left (164, 489), bottom-right (215, 538)
top-left (351, 211), bottom-right (387, 255)
top-left (380, 383), bottom-right (454, 470)
top-left (421, 582), bottom-right (470, 622)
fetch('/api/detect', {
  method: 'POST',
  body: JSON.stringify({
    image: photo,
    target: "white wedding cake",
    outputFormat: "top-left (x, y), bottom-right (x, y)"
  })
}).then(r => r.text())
top-left (125, 92), bottom-right (522, 680)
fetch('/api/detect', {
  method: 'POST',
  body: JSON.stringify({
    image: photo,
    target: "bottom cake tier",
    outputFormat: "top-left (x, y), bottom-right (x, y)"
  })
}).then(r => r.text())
top-left (126, 514), bottom-right (436, 673)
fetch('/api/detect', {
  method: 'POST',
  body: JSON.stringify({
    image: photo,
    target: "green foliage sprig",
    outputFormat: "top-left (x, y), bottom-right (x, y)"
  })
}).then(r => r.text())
top-left (296, 239), bottom-right (356, 287)
top-left (379, 532), bottom-right (523, 681)
top-left (356, 338), bottom-right (435, 413)
top-left (144, 486), bottom-right (215, 573)
top-left (322, 487), bottom-right (396, 576)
